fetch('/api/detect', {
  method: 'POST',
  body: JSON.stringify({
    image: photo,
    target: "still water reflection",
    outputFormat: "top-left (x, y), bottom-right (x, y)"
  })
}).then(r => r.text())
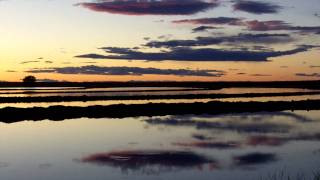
top-left (0, 111), bottom-right (319, 180)
top-left (1, 94), bottom-right (320, 108)
top-left (0, 87), bottom-right (317, 97)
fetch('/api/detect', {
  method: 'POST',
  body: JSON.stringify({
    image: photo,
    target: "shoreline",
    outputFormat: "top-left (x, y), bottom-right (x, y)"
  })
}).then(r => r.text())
top-left (0, 80), bottom-right (320, 89)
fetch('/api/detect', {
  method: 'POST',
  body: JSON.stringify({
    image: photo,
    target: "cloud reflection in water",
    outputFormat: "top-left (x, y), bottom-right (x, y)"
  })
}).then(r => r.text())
top-left (80, 150), bottom-right (218, 174)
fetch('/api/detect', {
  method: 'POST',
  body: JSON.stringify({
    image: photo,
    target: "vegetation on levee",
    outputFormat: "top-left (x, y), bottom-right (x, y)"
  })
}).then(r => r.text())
top-left (1, 99), bottom-right (320, 123)
top-left (0, 80), bottom-right (320, 89)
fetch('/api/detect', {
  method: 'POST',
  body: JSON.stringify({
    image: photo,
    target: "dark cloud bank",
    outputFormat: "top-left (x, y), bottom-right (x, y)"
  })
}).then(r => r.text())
top-left (233, 1), bottom-right (282, 14)
top-left (144, 33), bottom-right (294, 48)
top-left (27, 65), bottom-right (225, 77)
top-left (77, 0), bottom-right (283, 16)
top-left (75, 45), bottom-right (315, 62)
top-left (77, 0), bottom-right (219, 15)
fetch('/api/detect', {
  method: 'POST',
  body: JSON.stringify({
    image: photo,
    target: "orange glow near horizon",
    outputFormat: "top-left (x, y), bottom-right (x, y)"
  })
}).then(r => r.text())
top-left (0, 0), bottom-right (319, 82)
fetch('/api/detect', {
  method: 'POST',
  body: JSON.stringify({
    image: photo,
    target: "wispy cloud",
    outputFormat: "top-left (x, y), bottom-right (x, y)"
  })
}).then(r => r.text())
top-left (192, 26), bottom-right (220, 33)
top-left (26, 65), bottom-right (225, 77)
top-left (173, 17), bottom-right (243, 25)
top-left (173, 141), bottom-right (241, 149)
top-left (246, 20), bottom-right (320, 33)
top-left (20, 60), bottom-right (40, 65)
top-left (144, 33), bottom-right (294, 48)
top-left (250, 74), bottom-right (272, 77)
top-left (296, 73), bottom-right (320, 77)
top-left (173, 17), bottom-right (320, 34)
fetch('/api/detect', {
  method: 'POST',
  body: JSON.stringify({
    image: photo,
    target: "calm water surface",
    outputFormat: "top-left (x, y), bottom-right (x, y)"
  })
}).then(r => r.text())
top-left (0, 87), bottom-right (317, 97)
top-left (0, 87), bottom-right (319, 108)
top-left (0, 110), bottom-right (319, 180)
top-left (1, 94), bottom-right (320, 108)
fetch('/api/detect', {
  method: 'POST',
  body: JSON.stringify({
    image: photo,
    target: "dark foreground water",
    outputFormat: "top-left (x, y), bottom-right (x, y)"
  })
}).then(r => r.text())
top-left (0, 110), bottom-right (319, 180)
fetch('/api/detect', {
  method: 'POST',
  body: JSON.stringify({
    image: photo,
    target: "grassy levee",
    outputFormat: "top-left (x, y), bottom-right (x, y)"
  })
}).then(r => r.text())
top-left (0, 99), bottom-right (320, 123)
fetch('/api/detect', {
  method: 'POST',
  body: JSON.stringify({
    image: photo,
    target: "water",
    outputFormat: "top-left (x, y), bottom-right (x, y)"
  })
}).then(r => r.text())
top-left (2, 94), bottom-right (320, 108)
top-left (0, 87), bottom-right (201, 97)
top-left (0, 87), bottom-right (83, 90)
top-left (0, 87), bottom-right (319, 179)
top-left (0, 87), bottom-right (319, 108)
top-left (0, 110), bottom-right (319, 180)
top-left (0, 87), bottom-right (317, 97)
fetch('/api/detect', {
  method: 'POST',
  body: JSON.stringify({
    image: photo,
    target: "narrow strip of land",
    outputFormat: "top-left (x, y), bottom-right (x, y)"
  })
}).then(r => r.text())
top-left (1, 99), bottom-right (320, 123)
top-left (1, 81), bottom-right (320, 89)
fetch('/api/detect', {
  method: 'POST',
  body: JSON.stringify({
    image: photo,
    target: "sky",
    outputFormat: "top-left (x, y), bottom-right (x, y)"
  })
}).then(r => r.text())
top-left (0, 0), bottom-right (320, 82)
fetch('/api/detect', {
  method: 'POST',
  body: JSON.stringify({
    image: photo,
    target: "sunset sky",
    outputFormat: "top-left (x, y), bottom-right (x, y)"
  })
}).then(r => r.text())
top-left (0, 0), bottom-right (320, 82)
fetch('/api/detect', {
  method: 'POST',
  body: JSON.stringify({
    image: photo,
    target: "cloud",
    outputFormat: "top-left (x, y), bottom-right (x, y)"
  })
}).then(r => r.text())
top-left (74, 53), bottom-right (108, 59)
top-left (250, 74), bottom-right (272, 77)
top-left (237, 72), bottom-right (246, 75)
top-left (242, 20), bottom-right (320, 34)
top-left (144, 33), bottom-right (294, 48)
top-left (310, 65), bottom-right (320, 68)
top-left (224, 33), bottom-right (293, 44)
top-left (77, 0), bottom-right (219, 16)
top-left (172, 17), bottom-right (243, 25)
top-left (20, 60), bottom-right (54, 65)
top-left (173, 141), bottom-right (241, 149)
top-left (233, 1), bottom-right (282, 14)
top-left (75, 45), bottom-right (314, 62)
top-left (244, 21), bottom-right (320, 33)
top-left (173, 17), bottom-right (320, 34)
top-left (296, 73), bottom-right (320, 77)
top-left (292, 26), bottom-right (320, 35)
top-left (26, 65), bottom-right (225, 77)
top-left (192, 26), bottom-right (220, 33)
top-left (245, 20), bottom-right (289, 31)
top-left (20, 60), bottom-right (40, 64)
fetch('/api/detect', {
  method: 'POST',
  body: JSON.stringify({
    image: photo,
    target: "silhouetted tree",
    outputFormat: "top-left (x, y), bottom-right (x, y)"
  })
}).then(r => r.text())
top-left (23, 75), bottom-right (37, 86)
